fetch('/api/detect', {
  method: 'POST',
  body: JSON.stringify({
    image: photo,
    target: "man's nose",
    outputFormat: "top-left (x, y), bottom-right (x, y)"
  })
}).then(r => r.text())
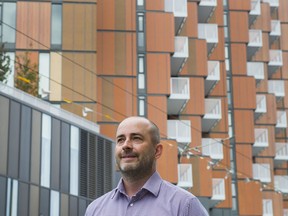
top-left (122, 139), bottom-right (133, 150)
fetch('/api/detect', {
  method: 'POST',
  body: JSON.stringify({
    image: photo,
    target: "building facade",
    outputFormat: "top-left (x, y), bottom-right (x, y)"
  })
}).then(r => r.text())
top-left (0, 0), bottom-right (288, 215)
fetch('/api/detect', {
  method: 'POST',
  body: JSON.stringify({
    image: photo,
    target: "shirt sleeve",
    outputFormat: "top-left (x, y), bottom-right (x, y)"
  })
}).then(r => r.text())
top-left (184, 197), bottom-right (209, 216)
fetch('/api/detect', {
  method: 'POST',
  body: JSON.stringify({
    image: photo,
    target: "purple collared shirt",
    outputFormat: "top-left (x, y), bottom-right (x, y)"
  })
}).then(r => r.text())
top-left (85, 172), bottom-right (208, 216)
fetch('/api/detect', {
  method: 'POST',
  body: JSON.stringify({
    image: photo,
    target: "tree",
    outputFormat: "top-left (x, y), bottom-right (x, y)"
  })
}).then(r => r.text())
top-left (0, 43), bottom-right (11, 84)
top-left (14, 52), bottom-right (39, 97)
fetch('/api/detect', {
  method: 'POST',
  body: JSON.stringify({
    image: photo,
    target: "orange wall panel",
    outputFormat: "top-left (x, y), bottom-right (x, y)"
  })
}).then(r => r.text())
top-left (146, 54), bottom-right (170, 95)
top-left (236, 144), bottom-right (253, 179)
top-left (229, 11), bottom-right (249, 43)
top-left (262, 191), bottom-right (284, 216)
top-left (100, 124), bottom-right (118, 140)
top-left (209, 27), bottom-right (225, 61)
top-left (280, 24), bottom-right (288, 51)
top-left (209, 0), bottom-right (224, 26)
top-left (231, 44), bottom-right (247, 75)
top-left (180, 3), bottom-right (198, 38)
top-left (211, 98), bottom-right (229, 133)
top-left (257, 126), bottom-right (276, 157)
top-left (234, 110), bottom-right (255, 144)
top-left (209, 62), bottom-right (227, 97)
top-left (146, 0), bottom-right (164, 11)
top-left (255, 94), bottom-right (277, 125)
top-left (252, 3), bottom-right (271, 32)
top-left (228, 0), bottom-right (251, 11)
top-left (232, 76), bottom-right (256, 109)
top-left (212, 170), bottom-right (232, 208)
top-left (279, 0), bottom-right (288, 23)
top-left (146, 12), bottom-right (174, 52)
top-left (238, 181), bottom-right (262, 215)
top-left (157, 140), bottom-right (178, 183)
top-left (252, 33), bottom-right (270, 62)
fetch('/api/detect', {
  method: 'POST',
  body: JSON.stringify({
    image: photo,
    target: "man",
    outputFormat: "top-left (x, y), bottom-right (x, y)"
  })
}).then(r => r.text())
top-left (85, 116), bottom-right (208, 216)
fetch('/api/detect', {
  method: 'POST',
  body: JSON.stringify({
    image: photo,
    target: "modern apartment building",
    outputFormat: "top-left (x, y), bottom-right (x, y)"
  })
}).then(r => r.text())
top-left (0, 0), bottom-right (288, 215)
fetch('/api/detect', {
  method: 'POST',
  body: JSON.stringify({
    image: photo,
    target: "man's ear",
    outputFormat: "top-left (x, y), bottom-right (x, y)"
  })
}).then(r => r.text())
top-left (155, 143), bottom-right (163, 159)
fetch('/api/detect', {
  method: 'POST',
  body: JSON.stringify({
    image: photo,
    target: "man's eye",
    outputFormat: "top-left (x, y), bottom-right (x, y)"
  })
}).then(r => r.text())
top-left (133, 137), bottom-right (142, 141)
top-left (117, 138), bottom-right (125, 144)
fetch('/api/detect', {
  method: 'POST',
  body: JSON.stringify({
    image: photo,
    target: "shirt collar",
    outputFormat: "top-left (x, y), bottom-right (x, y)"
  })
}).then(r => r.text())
top-left (111, 171), bottom-right (162, 199)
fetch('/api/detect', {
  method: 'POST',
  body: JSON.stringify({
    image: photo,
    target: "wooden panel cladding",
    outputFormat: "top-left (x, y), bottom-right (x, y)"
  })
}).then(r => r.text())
top-left (146, 0), bottom-right (164, 11)
top-left (279, 0), bottom-right (288, 22)
top-left (251, 33), bottom-right (270, 62)
top-left (181, 39), bottom-right (208, 77)
top-left (99, 124), bottom-right (118, 140)
top-left (179, 2), bottom-right (198, 38)
top-left (97, 0), bottom-right (136, 31)
top-left (146, 54), bottom-right (170, 95)
top-left (181, 157), bottom-right (212, 197)
top-left (186, 116), bottom-right (202, 150)
top-left (97, 77), bottom-right (137, 122)
top-left (251, 3), bottom-right (271, 32)
top-left (63, 0), bottom-right (96, 2)
top-left (231, 44), bottom-right (247, 75)
top-left (146, 12), bottom-right (174, 52)
top-left (211, 98), bottom-right (229, 133)
top-left (212, 170), bottom-right (232, 208)
top-left (208, 0), bottom-right (224, 26)
top-left (50, 52), bottom-right (62, 102)
top-left (232, 76), bottom-right (256, 110)
top-left (257, 126), bottom-right (276, 157)
top-left (97, 32), bottom-right (136, 76)
top-left (209, 62), bottom-right (227, 97)
top-left (234, 110), bottom-right (255, 144)
top-left (62, 102), bottom-right (97, 122)
top-left (238, 181), bottom-right (262, 216)
top-left (62, 3), bottom-right (96, 51)
top-left (209, 27), bottom-right (225, 61)
top-left (229, 11), bottom-right (249, 43)
top-left (262, 191), bottom-right (284, 216)
top-left (147, 96), bottom-right (168, 138)
top-left (16, 2), bottom-right (51, 49)
top-left (62, 52), bottom-right (96, 102)
top-left (254, 157), bottom-right (275, 187)
top-left (181, 77), bottom-right (205, 115)
top-left (281, 24), bottom-right (288, 51)
top-left (228, 0), bottom-right (251, 11)
top-left (236, 144), bottom-right (253, 179)
top-left (157, 139), bottom-right (178, 184)
top-left (256, 64), bottom-right (268, 93)
top-left (255, 94), bottom-right (277, 125)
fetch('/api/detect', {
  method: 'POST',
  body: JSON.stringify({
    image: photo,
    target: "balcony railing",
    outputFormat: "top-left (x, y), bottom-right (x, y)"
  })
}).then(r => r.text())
top-left (248, 30), bottom-right (262, 47)
top-left (198, 24), bottom-right (218, 43)
top-left (167, 120), bottom-right (191, 143)
top-left (211, 178), bottom-right (225, 200)
top-left (268, 80), bottom-right (285, 98)
top-left (262, 0), bottom-right (279, 7)
top-left (168, 78), bottom-right (190, 114)
top-left (171, 36), bottom-right (189, 75)
top-left (250, 0), bottom-right (261, 15)
top-left (253, 163), bottom-right (271, 183)
top-left (275, 143), bottom-right (288, 160)
top-left (204, 98), bottom-right (222, 119)
top-left (205, 61), bottom-right (220, 95)
top-left (247, 62), bottom-right (265, 81)
top-left (254, 128), bottom-right (269, 147)
top-left (198, 0), bottom-right (217, 23)
top-left (268, 50), bottom-right (283, 66)
top-left (262, 199), bottom-right (273, 216)
top-left (270, 20), bottom-right (281, 36)
top-left (276, 111), bottom-right (287, 129)
top-left (274, 175), bottom-right (288, 193)
top-left (202, 138), bottom-right (223, 160)
top-left (164, 0), bottom-right (187, 17)
top-left (199, 0), bottom-right (217, 6)
top-left (255, 94), bottom-right (267, 114)
top-left (177, 164), bottom-right (193, 188)
top-left (284, 209), bottom-right (288, 216)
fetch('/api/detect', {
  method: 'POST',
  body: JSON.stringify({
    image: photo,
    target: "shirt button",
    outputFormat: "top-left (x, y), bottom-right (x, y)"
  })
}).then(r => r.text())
top-left (130, 203), bottom-right (134, 207)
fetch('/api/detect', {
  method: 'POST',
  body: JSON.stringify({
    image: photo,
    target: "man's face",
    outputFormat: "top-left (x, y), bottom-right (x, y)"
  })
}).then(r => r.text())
top-left (115, 118), bottom-right (157, 176)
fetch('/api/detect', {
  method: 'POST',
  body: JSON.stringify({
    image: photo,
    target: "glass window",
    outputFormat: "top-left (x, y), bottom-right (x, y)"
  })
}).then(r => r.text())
top-left (225, 59), bottom-right (230, 71)
top-left (137, 0), bottom-right (144, 6)
top-left (39, 53), bottom-right (50, 99)
top-left (41, 114), bottom-right (52, 188)
top-left (138, 74), bottom-right (145, 89)
top-left (3, 3), bottom-right (16, 44)
top-left (50, 190), bottom-right (60, 216)
top-left (138, 32), bottom-right (145, 48)
top-left (70, 126), bottom-right (79, 196)
top-left (6, 178), bottom-right (18, 216)
top-left (138, 55), bottom-right (144, 73)
top-left (51, 4), bottom-right (62, 46)
top-left (138, 97), bottom-right (145, 116)
top-left (138, 14), bottom-right (144, 32)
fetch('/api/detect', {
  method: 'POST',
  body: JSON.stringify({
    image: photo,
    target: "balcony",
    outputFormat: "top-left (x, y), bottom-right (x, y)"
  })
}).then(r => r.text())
top-left (177, 164), bottom-right (193, 188)
top-left (198, 24), bottom-right (218, 55)
top-left (164, 0), bottom-right (187, 34)
top-left (247, 62), bottom-right (265, 84)
top-left (249, 0), bottom-right (261, 25)
top-left (253, 128), bottom-right (269, 155)
top-left (262, 0), bottom-right (279, 8)
top-left (274, 175), bottom-right (288, 193)
top-left (247, 30), bottom-right (262, 60)
top-left (205, 61), bottom-right (220, 96)
top-left (254, 94), bottom-right (267, 120)
top-left (167, 78), bottom-right (190, 115)
top-left (268, 50), bottom-right (283, 76)
top-left (167, 120), bottom-right (191, 145)
top-left (269, 20), bottom-right (281, 44)
top-left (198, 0), bottom-right (217, 23)
top-left (276, 111), bottom-right (287, 129)
top-left (202, 138), bottom-right (223, 161)
top-left (262, 199), bottom-right (273, 216)
top-left (274, 143), bottom-right (288, 165)
top-left (284, 209), bottom-right (288, 216)
top-left (202, 98), bottom-right (222, 132)
top-left (268, 80), bottom-right (285, 99)
top-left (211, 178), bottom-right (225, 200)
top-left (252, 163), bottom-right (271, 183)
top-left (171, 36), bottom-right (189, 75)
